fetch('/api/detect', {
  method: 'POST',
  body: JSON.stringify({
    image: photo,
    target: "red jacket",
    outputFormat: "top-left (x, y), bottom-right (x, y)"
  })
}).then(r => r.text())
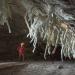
top-left (17, 46), bottom-right (25, 55)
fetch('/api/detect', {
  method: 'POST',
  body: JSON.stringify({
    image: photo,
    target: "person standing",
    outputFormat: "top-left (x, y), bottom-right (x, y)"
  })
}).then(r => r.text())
top-left (17, 42), bottom-right (26, 61)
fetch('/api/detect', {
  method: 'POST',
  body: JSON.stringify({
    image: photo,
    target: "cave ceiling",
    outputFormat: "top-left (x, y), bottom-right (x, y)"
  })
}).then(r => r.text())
top-left (0, 0), bottom-right (75, 33)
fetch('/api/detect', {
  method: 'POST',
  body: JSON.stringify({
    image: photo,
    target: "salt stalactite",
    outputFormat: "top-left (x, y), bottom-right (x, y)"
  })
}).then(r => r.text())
top-left (71, 32), bottom-right (75, 57)
top-left (25, 11), bottom-right (75, 60)
top-left (53, 26), bottom-right (59, 51)
top-left (25, 14), bottom-right (44, 53)
top-left (5, 20), bottom-right (11, 33)
top-left (0, 13), bottom-right (11, 33)
top-left (25, 12), bottom-right (75, 60)
top-left (59, 26), bottom-right (75, 61)
top-left (44, 42), bottom-right (49, 60)
top-left (60, 30), bottom-right (64, 61)
top-left (22, 0), bottom-right (75, 60)
top-left (0, 0), bottom-right (11, 33)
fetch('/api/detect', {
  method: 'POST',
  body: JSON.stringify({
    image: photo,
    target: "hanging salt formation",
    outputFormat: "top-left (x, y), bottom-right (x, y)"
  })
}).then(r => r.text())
top-left (0, 0), bottom-right (11, 33)
top-left (23, 0), bottom-right (75, 61)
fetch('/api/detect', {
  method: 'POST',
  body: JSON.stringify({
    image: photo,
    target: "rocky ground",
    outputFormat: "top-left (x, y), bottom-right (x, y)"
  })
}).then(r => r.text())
top-left (0, 61), bottom-right (75, 75)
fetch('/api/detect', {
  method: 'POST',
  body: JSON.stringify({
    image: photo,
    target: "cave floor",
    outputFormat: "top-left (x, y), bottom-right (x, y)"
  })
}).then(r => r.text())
top-left (0, 61), bottom-right (75, 75)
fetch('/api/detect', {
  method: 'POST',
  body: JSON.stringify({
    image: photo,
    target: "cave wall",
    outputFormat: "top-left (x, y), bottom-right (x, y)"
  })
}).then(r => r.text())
top-left (0, 13), bottom-right (29, 60)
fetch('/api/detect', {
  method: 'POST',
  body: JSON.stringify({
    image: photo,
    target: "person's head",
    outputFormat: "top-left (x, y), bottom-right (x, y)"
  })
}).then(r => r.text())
top-left (21, 42), bottom-right (25, 47)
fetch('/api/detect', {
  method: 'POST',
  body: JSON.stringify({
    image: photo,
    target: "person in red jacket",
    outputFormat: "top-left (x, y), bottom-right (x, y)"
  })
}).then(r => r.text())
top-left (17, 42), bottom-right (25, 61)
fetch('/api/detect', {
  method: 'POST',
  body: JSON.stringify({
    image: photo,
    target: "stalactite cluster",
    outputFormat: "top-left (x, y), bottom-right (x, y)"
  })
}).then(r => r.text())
top-left (23, 0), bottom-right (75, 60)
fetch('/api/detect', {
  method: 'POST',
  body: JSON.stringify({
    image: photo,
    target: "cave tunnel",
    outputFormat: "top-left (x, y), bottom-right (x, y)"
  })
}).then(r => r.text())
top-left (0, 0), bottom-right (75, 61)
